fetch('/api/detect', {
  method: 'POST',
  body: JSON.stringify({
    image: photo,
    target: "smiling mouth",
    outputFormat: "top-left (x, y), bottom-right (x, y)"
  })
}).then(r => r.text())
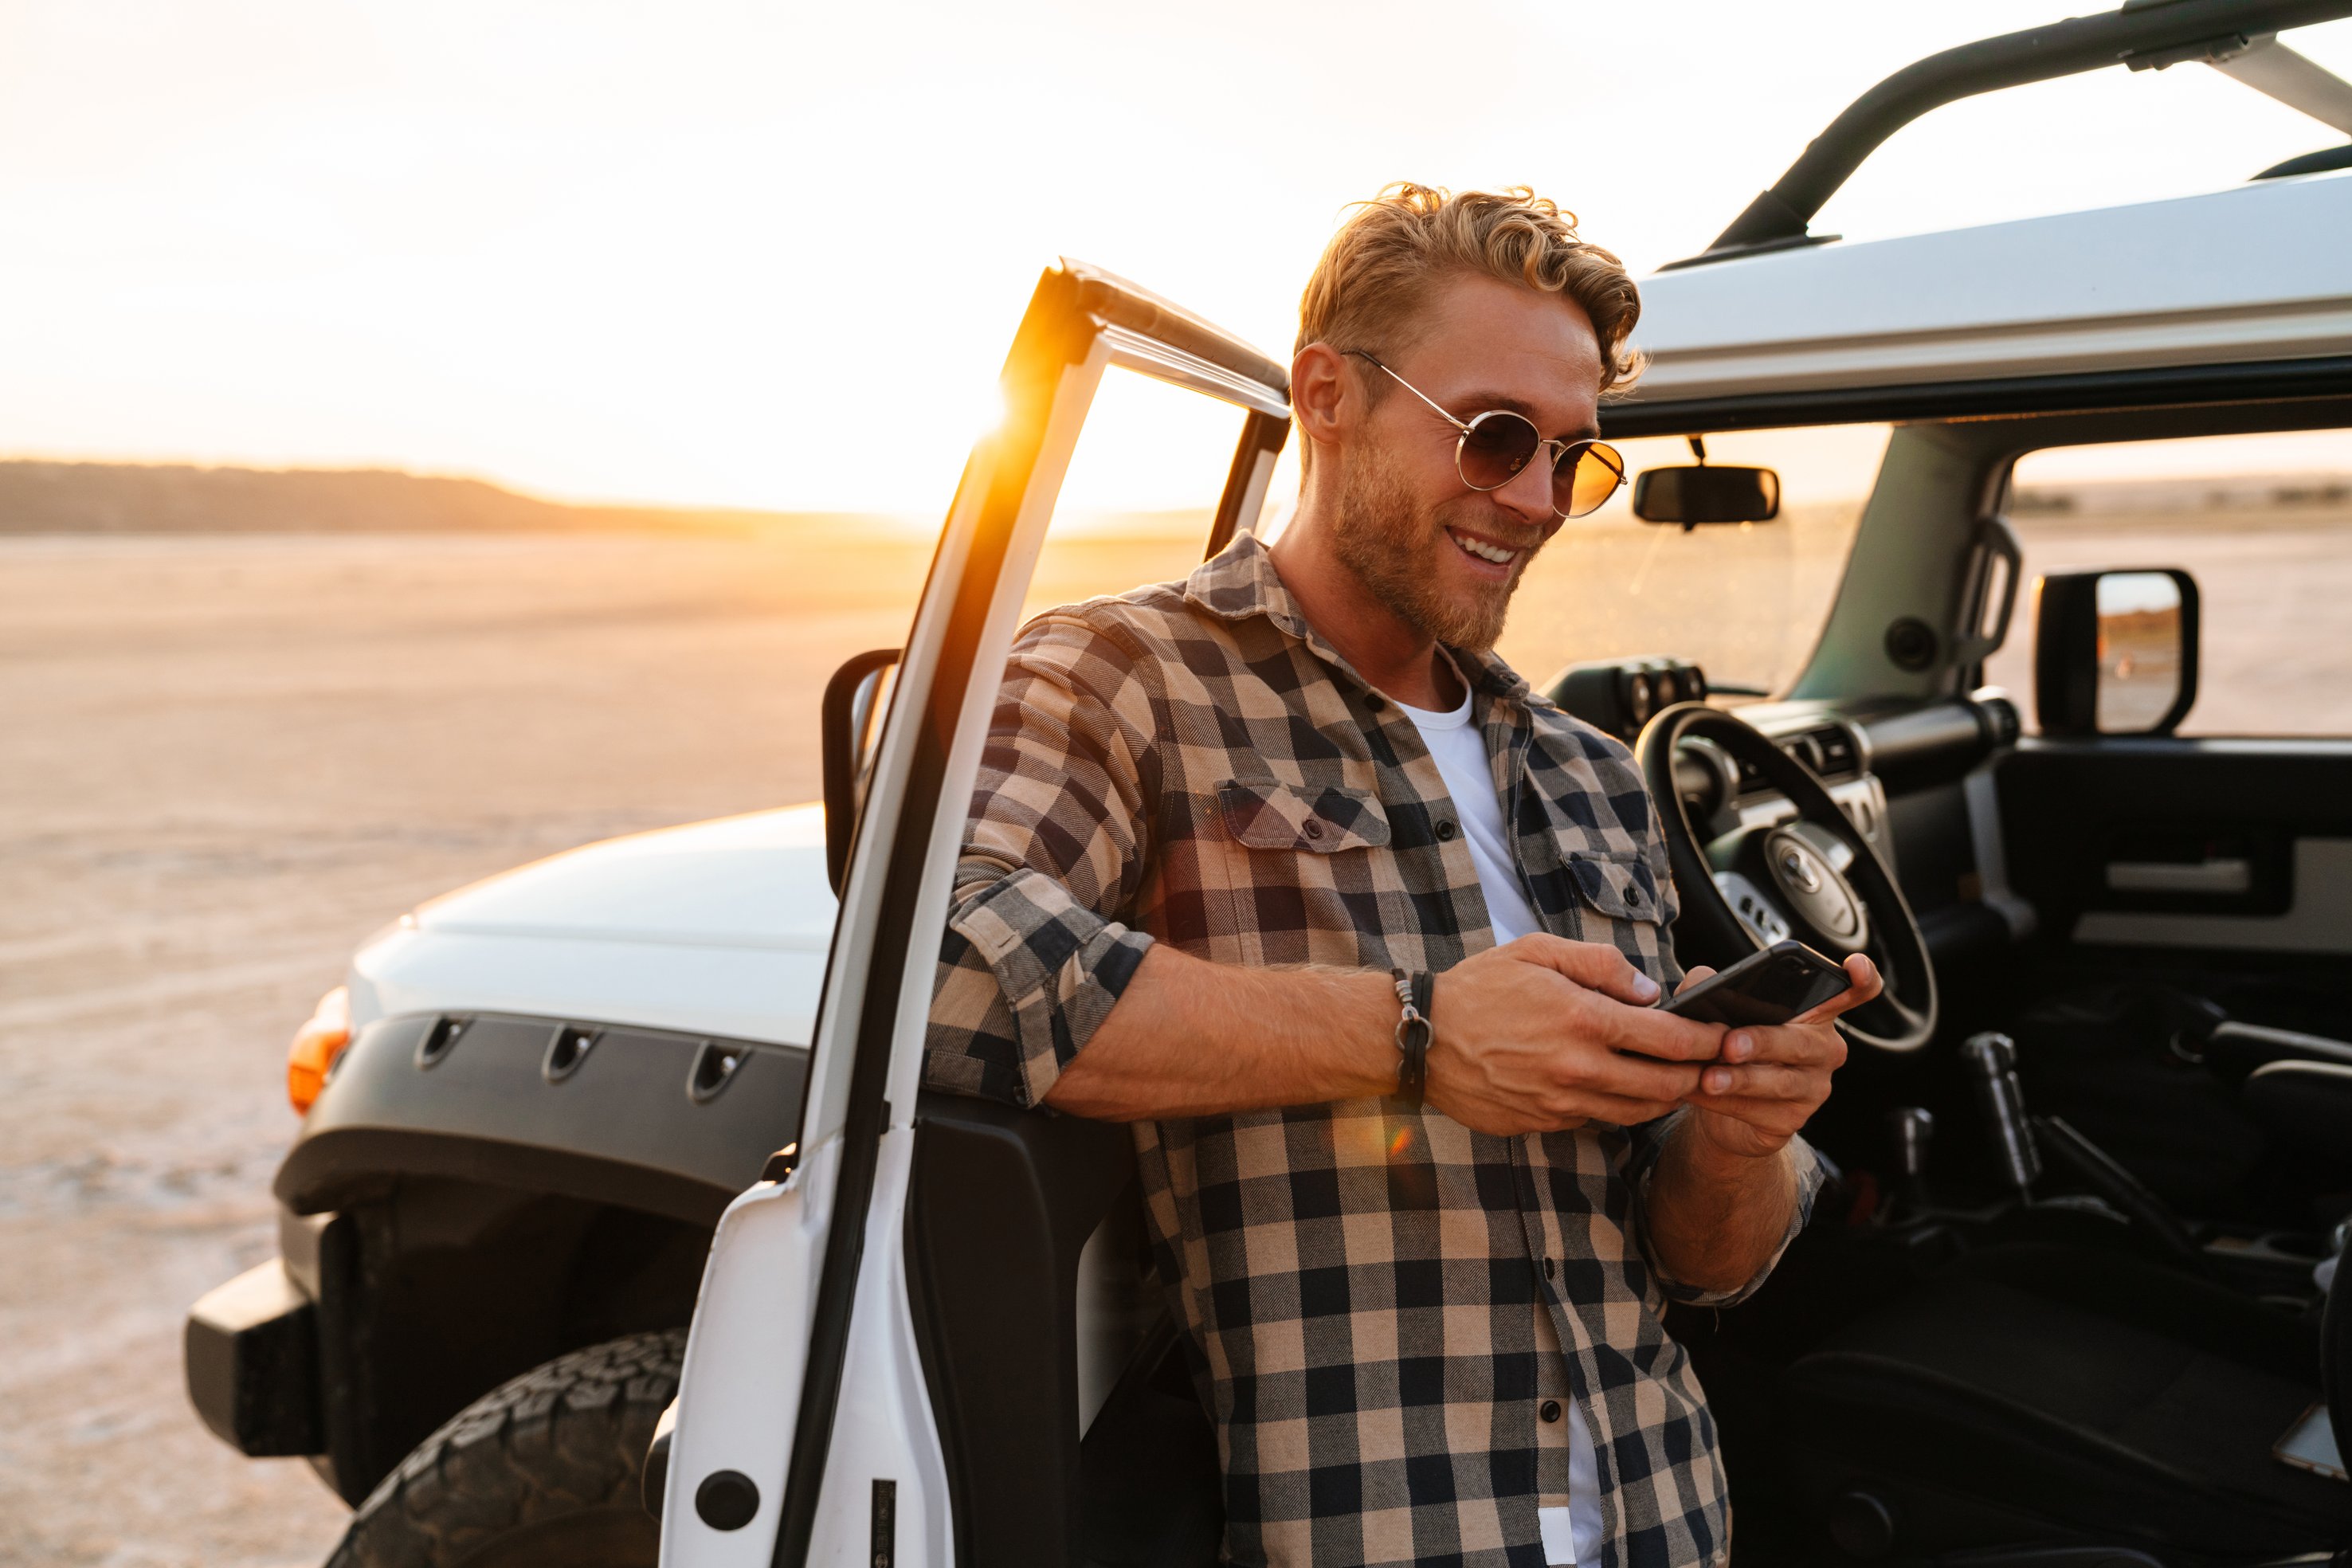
top-left (1446, 526), bottom-right (1525, 568)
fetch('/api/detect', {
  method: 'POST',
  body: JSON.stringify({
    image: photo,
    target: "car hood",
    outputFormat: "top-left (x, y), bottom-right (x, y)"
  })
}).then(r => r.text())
top-left (350, 805), bottom-right (840, 1046)
top-left (414, 806), bottom-right (838, 949)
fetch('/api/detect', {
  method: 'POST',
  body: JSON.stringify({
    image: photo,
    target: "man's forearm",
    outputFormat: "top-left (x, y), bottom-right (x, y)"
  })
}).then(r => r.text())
top-left (1643, 1118), bottom-right (1799, 1294)
top-left (1043, 943), bottom-right (1400, 1120)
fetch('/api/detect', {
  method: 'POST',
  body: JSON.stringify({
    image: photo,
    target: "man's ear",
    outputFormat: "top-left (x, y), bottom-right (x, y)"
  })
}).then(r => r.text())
top-left (1291, 342), bottom-right (1353, 454)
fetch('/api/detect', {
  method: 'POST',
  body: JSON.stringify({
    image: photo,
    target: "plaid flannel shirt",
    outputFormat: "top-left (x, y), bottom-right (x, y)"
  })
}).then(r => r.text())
top-left (926, 531), bottom-right (1823, 1568)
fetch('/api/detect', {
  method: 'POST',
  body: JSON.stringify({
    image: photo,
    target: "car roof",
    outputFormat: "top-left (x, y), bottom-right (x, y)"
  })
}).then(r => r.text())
top-left (1623, 168), bottom-right (2352, 414)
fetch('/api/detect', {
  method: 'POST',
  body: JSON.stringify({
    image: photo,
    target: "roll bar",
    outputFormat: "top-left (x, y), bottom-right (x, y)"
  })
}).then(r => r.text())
top-left (1671, 0), bottom-right (2352, 269)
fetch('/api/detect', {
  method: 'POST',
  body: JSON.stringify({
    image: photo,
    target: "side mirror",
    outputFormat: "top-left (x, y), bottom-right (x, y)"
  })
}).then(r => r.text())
top-left (2033, 569), bottom-right (2198, 737)
top-left (821, 648), bottom-right (901, 895)
top-left (1632, 465), bottom-right (1781, 529)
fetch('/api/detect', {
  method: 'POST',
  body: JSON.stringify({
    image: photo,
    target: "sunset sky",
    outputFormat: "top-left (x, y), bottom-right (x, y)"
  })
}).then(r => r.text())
top-left (1, 1), bottom-right (2347, 517)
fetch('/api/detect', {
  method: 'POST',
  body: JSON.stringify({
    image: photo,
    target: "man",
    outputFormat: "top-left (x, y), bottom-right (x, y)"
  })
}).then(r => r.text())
top-left (927, 183), bottom-right (1880, 1568)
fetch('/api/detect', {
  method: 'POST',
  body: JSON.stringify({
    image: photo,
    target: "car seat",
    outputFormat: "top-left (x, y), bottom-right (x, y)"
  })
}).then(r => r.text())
top-left (1773, 1233), bottom-right (2352, 1563)
top-left (2011, 982), bottom-right (2352, 1232)
top-left (2240, 1060), bottom-right (2352, 1195)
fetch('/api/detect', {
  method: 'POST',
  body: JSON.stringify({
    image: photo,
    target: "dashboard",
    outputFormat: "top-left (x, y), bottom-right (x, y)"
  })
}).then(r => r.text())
top-left (1546, 656), bottom-right (1883, 832)
top-left (1543, 655), bottom-right (2025, 953)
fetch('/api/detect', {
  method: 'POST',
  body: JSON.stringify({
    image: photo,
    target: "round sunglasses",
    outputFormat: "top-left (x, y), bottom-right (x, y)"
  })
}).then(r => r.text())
top-left (1344, 349), bottom-right (1625, 519)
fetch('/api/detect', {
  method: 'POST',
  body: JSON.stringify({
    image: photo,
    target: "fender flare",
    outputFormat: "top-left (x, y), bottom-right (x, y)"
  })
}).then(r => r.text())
top-left (278, 1012), bottom-right (808, 1227)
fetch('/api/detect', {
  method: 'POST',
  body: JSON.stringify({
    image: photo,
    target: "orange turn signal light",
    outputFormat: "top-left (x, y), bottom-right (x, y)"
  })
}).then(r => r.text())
top-left (288, 985), bottom-right (353, 1114)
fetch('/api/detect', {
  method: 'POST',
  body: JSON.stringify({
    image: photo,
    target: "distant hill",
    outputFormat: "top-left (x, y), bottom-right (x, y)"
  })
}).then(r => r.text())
top-left (0, 459), bottom-right (885, 535)
top-left (2012, 472), bottom-right (2352, 517)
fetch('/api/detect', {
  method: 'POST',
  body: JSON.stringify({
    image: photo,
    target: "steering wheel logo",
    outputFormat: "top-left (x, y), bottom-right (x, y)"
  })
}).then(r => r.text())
top-left (1778, 845), bottom-right (1824, 893)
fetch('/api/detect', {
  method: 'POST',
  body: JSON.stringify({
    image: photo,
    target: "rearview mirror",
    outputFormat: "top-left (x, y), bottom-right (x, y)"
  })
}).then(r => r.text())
top-left (1632, 465), bottom-right (1782, 528)
top-left (2033, 569), bottom-right (2198, 737)
top-left (821, 647), bottom-right (901, 895)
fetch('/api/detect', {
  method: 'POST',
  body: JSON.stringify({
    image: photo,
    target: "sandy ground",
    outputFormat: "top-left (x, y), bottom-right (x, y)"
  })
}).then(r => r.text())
top-left (1981, 509), bottom-right (2352, 736)
top-left (1, 504), bottom-right (2342, 1565)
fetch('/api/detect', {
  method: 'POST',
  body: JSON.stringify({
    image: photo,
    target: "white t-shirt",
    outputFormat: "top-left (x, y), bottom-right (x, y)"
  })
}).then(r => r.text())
top-left (1396, 676), bottom-right (1603, 1568)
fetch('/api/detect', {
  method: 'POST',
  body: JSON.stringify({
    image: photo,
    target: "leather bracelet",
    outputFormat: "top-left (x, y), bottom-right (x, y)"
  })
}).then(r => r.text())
top-left (1391, 968), bottom-right (1433, 1107)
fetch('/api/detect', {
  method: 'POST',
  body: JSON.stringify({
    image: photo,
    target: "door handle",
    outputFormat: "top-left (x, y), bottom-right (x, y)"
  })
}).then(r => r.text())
top-left (2105, 857), bottom-right (2252, 895)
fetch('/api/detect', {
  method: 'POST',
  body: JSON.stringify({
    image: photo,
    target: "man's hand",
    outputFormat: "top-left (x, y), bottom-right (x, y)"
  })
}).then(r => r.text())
top-left (1425, 935), bottom-right (1728, 1136)
top-left (1676, 953), bottom-right (1879, 1162)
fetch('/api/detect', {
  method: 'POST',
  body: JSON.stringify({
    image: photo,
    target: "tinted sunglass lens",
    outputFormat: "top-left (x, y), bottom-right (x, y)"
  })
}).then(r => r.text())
top-left (1557, 442), bottom-right (1626, 519)
top-left (1456, 414), bottom-right (1541, 490)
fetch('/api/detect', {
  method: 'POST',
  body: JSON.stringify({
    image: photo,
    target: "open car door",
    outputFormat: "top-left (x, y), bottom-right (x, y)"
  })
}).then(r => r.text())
top-left (659, 262), bottom-right (1291, 1568)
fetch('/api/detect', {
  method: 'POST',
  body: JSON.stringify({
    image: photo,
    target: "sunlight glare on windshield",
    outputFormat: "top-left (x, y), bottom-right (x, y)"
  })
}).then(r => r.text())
top-left (1494, 423), bottom-right (1890, 700)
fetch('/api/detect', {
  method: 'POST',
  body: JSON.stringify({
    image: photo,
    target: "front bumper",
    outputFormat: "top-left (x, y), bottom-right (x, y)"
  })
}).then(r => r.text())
top-left (184, 1259), bottom-right (323, 1456)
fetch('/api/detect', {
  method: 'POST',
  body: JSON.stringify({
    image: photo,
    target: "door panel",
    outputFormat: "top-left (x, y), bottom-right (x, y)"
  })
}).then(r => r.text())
top-left (2001, 738), bottom-right (2352, 973)
top-left (661, 262), bottom-right (1289, 1568)
top-left (1993, 736), bottom-right (2352, 1217)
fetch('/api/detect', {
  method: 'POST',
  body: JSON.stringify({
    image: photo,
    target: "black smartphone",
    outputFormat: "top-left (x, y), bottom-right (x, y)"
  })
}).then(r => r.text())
top-left (1660, 939), bottom-right (1852, 1027)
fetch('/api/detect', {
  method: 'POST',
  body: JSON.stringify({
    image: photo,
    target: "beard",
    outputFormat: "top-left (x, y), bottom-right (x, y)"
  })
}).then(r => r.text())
top-left (1327, 440), bottom-right (1547, 652)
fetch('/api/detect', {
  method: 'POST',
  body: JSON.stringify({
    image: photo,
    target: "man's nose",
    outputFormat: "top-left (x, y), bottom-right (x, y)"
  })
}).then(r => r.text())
top-left (1492, 445), bottom-right (1557, 524)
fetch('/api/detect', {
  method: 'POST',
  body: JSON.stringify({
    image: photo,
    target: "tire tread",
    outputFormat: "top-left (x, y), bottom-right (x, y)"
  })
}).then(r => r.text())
top-left (326, 1329), bottom-right (684, 1568)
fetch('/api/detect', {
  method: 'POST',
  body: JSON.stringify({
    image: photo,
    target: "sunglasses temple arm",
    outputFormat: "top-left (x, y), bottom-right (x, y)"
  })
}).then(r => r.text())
top-left (1370, 358), bottom-right (1473, 436)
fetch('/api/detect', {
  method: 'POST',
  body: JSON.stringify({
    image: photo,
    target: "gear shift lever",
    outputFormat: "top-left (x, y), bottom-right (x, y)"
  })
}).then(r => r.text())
top-left (1961, 1032), bottom-right (2041, 1199)
top-left (1885, 1107), bottom-right (1935, 1212)
top-left (1957, 1035), bottom-right (2208, 1268)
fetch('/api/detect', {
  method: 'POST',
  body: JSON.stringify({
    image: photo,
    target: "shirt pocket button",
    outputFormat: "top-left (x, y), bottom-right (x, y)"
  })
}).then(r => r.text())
top-left (1303, 819), bottom-right (1324, 841)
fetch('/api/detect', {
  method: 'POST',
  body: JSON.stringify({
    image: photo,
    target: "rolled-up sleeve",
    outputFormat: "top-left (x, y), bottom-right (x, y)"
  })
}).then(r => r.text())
top-left (923, 613), bottom-right (1158, 1109)
top-left (1626, 1112), bottom-right (1829, 1307)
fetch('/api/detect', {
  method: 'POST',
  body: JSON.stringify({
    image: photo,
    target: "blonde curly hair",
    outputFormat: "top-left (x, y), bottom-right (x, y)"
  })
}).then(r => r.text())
top-left (1297, 182), bottom-right (1642, 399)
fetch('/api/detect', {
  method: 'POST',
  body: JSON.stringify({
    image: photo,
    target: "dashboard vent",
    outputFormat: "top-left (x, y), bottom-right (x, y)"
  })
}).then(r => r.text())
top-left (1734, 723), bottom-right (1863, 794)
top-left (1973, 690), bottom-right (2022, 748)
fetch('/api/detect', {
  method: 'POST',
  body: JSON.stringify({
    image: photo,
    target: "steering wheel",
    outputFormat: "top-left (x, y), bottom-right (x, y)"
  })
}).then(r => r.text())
top-left (1634, 703), bottom-right (1938, 1054)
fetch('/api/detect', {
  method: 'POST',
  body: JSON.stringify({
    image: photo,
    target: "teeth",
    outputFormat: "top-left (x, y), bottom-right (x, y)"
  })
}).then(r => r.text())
top-left (1452, 531), bottom-right (1517, 565)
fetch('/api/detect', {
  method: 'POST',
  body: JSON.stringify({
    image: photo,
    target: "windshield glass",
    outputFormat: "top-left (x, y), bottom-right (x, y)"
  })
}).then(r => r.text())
top-left (1490, 422), bottom-right (1890, 698)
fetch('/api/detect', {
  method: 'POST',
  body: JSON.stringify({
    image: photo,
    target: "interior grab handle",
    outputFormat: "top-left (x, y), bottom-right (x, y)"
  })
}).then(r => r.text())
top-left (2105, 858), bottom-right (2252, 894)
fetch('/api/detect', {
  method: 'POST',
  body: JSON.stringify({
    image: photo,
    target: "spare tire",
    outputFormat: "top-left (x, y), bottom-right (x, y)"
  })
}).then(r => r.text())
top-left (326, 1329), bottom-right (684, 1568)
